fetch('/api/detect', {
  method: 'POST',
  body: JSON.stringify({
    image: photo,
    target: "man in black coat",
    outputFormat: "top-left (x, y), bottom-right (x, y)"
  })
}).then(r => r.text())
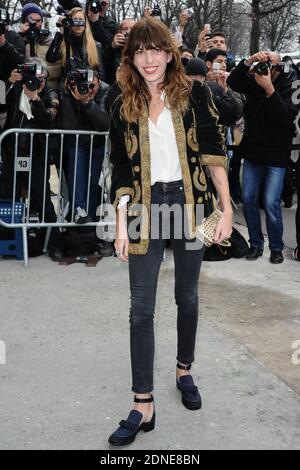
top-left (227, 51), bottom-right (298, 264)
top-left (0, 3), bottom-right (25, 82)
top-left (86, 0), bottom-right (117, 49)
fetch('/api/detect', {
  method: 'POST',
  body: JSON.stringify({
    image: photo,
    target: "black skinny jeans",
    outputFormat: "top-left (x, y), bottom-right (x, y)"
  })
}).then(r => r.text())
top-left (128, 180), bottom-right (205, 393)
top-left (296, 159), bottom-right (300, 247)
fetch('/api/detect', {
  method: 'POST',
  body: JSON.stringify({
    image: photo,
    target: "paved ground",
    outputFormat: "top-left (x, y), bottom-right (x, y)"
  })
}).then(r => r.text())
top-left (0, 206), bottom-right (300, 450)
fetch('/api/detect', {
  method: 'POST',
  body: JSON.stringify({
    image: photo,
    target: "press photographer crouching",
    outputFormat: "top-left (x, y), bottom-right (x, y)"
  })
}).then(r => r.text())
top-left (227, 52), bottom-right (298, 264)
top-left (0, 58), bottom-right (61, 259)
top-left (56, 67), bottom-right (110, 227)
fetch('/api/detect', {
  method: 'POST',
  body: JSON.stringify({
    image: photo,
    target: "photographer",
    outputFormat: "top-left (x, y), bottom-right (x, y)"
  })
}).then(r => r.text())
top-left (0, 58), bottom-right (60, 258)
top-left (46, 6), bottom-right (106, 85)
top-left (19, 3), bottom-right (51, 55)
top-left (227, 52), bottom-right (298, 264)
top-left (86, 0), bottom-right (117, 49)
top-left (56, 69), bottom-right (110, 224)
top-left (103, 18), bottom-right (135, 84)
top-left (0, 3), bottom-right (25, 82)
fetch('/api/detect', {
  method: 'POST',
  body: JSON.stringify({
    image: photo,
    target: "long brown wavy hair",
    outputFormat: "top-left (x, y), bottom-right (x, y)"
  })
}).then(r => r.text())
top-left (60, 7), bottom-right (100, 69)
top-left (120, 17), bottom-right (192, 123)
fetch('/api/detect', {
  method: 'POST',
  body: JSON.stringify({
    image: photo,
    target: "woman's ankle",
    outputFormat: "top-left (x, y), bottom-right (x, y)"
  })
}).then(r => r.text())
top-left (176, 361), bottom-right (191, 378)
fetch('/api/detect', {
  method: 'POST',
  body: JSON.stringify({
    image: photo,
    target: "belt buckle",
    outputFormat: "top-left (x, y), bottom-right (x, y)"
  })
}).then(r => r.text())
top-left (162, 182), bottom-right (168, 192)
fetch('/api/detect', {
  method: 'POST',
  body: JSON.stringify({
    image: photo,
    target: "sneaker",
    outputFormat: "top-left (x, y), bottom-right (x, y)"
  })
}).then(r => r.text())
top-left (74, 207), bottom-right (92, 225)
top-left (97, 239), bottom-right (114, 257)
top-left (293, 247), bottom-right (300, 261)
top-left (270, 251), bottom-right (284, 264)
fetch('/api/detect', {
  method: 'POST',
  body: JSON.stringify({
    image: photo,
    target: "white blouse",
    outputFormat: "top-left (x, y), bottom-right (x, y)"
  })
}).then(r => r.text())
top-left (118, 96), bottom-right (182, 208)
top-left (148, 103), bottom-right (182, 186)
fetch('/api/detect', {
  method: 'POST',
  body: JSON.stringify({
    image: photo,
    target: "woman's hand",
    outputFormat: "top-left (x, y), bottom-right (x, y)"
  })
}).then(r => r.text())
top-left (115, 206), bottom-right (129, 262)
top-left (213, 208), bottom-right (233, 245)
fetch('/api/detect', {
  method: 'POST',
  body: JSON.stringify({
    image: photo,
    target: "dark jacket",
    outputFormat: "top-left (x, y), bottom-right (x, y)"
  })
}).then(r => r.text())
top-left (0, 31), bottom-right (25, 81)
top-left (56, 80), bottom-right (110, 147)
top-left (102, 44), bottom-right (122, 85)
top-left (207, 80), bottom-right (244, 127)
top-left (89, 14), bottom-right (117, 49)
top-left (110, 81), bottom-right (227, 255)
top-left (227, 59), bottom-right (298, 167)
top-left (4, 82), bottom-right (58, 155)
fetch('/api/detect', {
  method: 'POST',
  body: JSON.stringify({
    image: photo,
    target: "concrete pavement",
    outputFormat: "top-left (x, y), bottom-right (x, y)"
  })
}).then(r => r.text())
top-left (0, 215), bottom-right (300, 450)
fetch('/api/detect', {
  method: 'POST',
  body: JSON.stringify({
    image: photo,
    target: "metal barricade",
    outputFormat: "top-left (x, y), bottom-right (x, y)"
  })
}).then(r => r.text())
top-left (0, 128), bottom-right (115, 266)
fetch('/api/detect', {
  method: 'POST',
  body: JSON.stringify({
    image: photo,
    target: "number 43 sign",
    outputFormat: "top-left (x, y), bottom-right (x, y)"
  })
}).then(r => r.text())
top-left (15, 157), bottom-right (31, 172)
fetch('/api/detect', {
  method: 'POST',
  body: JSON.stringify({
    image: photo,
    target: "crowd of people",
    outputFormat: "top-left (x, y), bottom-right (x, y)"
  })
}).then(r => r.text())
top-left (0, 1), bottom-right (299, 264)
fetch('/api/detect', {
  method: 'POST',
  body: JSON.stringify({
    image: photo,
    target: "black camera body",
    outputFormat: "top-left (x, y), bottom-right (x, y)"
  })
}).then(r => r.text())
top-left (67, 69), bottom-right (95, 95)
top-left (252, 59), bottom-right (271, 76)
top-left (16, 63), bottom-right (44, 91)
top-left (252, 59), bottom-right (291, 76)
top-left (56, 7), bottom-right (85, 28)
top-left (151, 4), bottom-right (162, 17)
top-left (0, 8), bottom-right (9, 35)
top-left (26, 17), bottom-right (50, 42)
top-left (89, 1), bottom-right (107, 14)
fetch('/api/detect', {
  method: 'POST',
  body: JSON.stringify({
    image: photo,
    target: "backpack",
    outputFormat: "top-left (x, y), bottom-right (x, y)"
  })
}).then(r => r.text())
top-left (61, 228), bottom-right (98, 257)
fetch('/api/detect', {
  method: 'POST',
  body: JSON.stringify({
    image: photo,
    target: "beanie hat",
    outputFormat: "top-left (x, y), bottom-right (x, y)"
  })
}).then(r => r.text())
top-left (21, 3), bottom-right (43, 22)
top-left (185, 58), bottom-right (207, 77)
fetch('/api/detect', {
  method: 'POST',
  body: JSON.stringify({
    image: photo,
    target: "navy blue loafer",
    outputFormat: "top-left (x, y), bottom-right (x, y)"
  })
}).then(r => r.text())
top-left (176, 363), bottom-right (202, 410)
top-left (108, 395), bottom-right (155, 446)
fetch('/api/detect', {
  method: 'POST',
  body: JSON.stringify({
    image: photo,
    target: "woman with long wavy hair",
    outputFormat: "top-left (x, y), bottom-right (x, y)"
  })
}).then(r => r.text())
top-left (108, 17), bottom-right (233, 446)
top-left (46, 7), bottom-right (105, 80)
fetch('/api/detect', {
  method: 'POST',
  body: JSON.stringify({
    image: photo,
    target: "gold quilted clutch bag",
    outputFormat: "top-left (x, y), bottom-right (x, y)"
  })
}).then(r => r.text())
top-left (196, 209), bottom-right (231, 247)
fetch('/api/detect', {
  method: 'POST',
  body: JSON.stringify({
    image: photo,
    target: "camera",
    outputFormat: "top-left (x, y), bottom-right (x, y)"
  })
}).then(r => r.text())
top-left (89, 1), bottom-right (107, 14)
top-left (252, 59), bottom-right (291, 76)
top-left (16, 63), bottom-right (44, 91)
top-left (151, 4), bottom-right (162, 17)
top-left (252, 60), bottom-right (271, 76)
top-left (274, 62), bottom-right (291, 74)
top-left (26, 16), bottom-right (50, 42)
top-left (67, 69), bottom-right (95, 95)
top-left (0, 8), bottom-right (9, 35)
top-left (56, 7), bottom-right (85, 28)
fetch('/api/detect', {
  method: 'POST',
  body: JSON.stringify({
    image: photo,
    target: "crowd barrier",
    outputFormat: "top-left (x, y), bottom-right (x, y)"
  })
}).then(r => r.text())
top-left (0, 128), bottom-right (115, 266)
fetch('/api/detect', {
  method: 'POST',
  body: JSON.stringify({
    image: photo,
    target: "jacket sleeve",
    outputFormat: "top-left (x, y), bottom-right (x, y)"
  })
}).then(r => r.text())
top-left (265, 89), bottom-right (298, 127)
top-left (109, 104), bottom-right (134, 208)
top-left (31, 88), bottom-right (59, 129)
top-left (212, 88), bottom-right (244, 127)
top-left (0, 40), bottom-right (25, 81)
top-left (227, 59), bottom-right (257, 95)
top-left (79, 95), bottom-right (110, 132)
top-left (46, 32), bottom-right (63, 63)
top-left (192, 82), bottom-right (227, 167)
top-left (90, 16), bottom-right (117, 49)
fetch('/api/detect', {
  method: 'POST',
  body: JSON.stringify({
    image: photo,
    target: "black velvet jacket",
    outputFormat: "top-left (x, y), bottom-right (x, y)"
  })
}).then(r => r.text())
top-left (110, 81), bottom-right (227, 255)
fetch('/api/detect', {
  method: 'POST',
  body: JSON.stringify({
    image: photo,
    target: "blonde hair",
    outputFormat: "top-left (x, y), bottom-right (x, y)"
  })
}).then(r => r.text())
top-left (60, 7), bottom-right (100, 69)
top-left (120, 17), bottom-right (192, 123)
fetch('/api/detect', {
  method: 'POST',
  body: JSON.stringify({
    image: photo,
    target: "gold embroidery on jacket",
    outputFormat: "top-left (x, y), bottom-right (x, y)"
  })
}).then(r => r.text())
top-left (192, 166), bottom-right (207, 192)
top-left (131, 180), bottom-right (142, 205)
top-left (125, 127), bottom-right (138, 160)
top-left (135, 105), bottom-right (151, 246)
top-left (187, 109), bottom-right (199, 152)
top-left (172, 109), bottom-right (195, 238)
